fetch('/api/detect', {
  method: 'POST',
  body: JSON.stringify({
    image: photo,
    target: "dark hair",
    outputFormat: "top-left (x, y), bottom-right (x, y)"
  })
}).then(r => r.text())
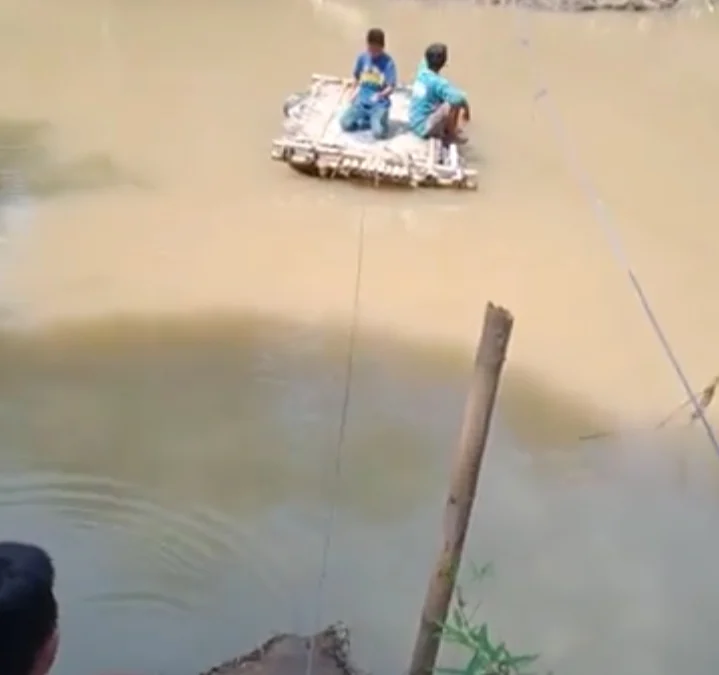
top-left (366, 28), bottom-right (385, 48)
top-left (425, 43), bottom-right (448, 71)
top-left (0, 543), bottom-right (57, 675)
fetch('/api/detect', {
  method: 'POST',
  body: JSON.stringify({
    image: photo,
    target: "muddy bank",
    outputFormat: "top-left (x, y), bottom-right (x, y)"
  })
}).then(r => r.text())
top-left (202, 625), bottom-right (362, 675)
top-left (443, 0), bottom-right (679, 9)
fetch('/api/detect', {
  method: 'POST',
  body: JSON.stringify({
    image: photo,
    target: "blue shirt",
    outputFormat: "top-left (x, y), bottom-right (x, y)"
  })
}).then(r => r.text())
top-left (352, 51), bottom-right (397, 108)
top-left (408, 60), bottom-right (467, 133)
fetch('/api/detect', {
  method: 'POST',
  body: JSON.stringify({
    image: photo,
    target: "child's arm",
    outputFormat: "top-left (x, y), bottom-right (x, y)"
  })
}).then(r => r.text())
top-left (438, 79), bottom-right (466, 105)
top-left (352, 53), bottom-right (364, 81)
top-left (346, 53), bottom-right (364, 100)
top-left (438, 79), bottom-right (470, 119)
top-left (376, 57), bottom-right (397, 100)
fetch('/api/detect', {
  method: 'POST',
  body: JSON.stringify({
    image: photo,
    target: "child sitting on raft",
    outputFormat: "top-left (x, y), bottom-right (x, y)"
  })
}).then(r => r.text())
top-left (408, 43), bottom-right (471, 145)
top-left (340, 28), bottom-right (397, 140)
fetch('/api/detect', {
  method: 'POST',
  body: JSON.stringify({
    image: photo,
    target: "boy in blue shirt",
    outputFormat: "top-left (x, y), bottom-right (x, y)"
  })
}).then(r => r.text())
top-left (339, 28), bottom-right (397, 140)
top-left (409, 43), bottom-right (471, 145)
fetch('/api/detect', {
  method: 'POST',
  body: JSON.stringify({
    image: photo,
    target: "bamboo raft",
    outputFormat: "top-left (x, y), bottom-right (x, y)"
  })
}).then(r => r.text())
top-left (271, 74), bottom-right (477, 190)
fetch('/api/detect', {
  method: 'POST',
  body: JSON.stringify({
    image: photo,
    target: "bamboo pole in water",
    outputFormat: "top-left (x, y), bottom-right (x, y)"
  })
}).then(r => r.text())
top-left (408, 302), bottom-right (514, 675)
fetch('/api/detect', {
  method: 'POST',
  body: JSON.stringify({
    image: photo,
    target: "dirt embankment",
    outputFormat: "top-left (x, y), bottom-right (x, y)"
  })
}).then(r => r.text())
top-left (201, 624), bottom-right (362, 675)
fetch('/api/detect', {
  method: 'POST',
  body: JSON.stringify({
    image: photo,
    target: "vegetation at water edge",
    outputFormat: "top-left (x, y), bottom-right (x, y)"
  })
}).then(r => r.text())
top-left (437, 563), bottom-right (551, 675)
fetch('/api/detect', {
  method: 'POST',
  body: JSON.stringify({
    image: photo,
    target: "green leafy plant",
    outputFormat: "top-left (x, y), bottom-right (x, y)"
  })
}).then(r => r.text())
top-left (436, 563), bottom-right (546, 675)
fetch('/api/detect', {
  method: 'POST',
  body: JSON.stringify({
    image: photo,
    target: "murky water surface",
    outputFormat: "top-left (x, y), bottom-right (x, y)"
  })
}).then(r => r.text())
top-left (1, 1), bottom-right (719, 674)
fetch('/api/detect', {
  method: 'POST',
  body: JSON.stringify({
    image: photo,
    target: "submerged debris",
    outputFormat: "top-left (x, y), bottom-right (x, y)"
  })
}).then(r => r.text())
top-left (578, 374), bottom-right (719, 441)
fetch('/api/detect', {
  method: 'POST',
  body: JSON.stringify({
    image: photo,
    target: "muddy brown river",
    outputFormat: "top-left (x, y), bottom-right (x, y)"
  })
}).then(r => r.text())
top-left (1, 1), bottom-right (719, 674)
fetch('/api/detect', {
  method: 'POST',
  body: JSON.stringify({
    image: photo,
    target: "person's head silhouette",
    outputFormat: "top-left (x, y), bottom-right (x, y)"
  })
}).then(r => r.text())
top-left (0, 542), bottom-right (59, 675)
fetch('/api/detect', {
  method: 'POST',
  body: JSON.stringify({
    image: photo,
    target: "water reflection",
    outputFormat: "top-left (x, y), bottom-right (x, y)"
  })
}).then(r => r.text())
top-left (0, 118), bottom-right (144, 200)
top-left (0, 314), bottom-right (450, 521)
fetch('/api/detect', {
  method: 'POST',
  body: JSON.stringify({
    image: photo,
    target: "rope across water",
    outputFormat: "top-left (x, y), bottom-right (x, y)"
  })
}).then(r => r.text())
top-left (304, 207), bottom-right (366, 675)
top-left (511, 5), bottom-right (719, 456)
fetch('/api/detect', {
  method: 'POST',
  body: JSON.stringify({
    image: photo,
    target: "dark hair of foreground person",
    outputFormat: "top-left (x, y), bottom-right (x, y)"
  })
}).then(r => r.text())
top-left (0, 542), bottom-right (59, 675)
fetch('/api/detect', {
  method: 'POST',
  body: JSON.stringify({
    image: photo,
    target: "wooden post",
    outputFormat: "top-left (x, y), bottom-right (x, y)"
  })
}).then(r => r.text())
top-left (408, 302), bottom-right (514, 675)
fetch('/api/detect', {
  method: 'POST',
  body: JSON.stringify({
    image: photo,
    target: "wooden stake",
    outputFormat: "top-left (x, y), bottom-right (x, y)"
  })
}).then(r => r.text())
top-left (408, 302), bottom-right (514, 675)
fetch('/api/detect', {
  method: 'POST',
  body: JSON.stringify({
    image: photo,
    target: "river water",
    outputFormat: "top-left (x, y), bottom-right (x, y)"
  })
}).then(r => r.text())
top-left (1, 0), bottom-right (719, 674)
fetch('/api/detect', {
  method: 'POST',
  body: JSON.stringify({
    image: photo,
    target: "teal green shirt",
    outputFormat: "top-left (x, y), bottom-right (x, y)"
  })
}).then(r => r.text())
top-left (408, 60), bottom-right (466, 135)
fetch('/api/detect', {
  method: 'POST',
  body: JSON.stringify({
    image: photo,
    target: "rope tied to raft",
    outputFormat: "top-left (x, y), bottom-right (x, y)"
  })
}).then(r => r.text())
top-left (304, 206), bottom-right (366, 675)
top-left (511, 5), bottom-right (719, 457)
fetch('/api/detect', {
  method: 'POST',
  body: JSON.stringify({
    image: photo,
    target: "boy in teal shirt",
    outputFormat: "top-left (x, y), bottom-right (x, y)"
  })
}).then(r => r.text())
top-left (408, 43), bottom-right (470, 144)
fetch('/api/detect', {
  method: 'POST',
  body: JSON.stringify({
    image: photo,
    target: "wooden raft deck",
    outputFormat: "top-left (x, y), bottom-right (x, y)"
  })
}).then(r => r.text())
top-left (271, 74), bottom-right (478, 190)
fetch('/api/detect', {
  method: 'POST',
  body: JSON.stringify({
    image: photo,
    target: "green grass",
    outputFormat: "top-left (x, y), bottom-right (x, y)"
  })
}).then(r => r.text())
top-left (436, 563), bottom-right (550, 675)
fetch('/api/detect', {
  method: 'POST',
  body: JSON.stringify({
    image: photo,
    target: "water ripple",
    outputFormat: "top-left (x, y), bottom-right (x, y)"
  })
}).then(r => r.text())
top-left (84, 590), bottom-right (197, 614)
top-left (0, 471), bottom-right (296, 611)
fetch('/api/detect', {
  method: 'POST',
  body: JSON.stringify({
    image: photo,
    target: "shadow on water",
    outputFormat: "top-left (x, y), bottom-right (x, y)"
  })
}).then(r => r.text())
top-left (0, 309), bottom-right (615, 502)
top-left (0, 118), bottom-right (148, 200)
top-left (1, 311), bottom-right (719, 675)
